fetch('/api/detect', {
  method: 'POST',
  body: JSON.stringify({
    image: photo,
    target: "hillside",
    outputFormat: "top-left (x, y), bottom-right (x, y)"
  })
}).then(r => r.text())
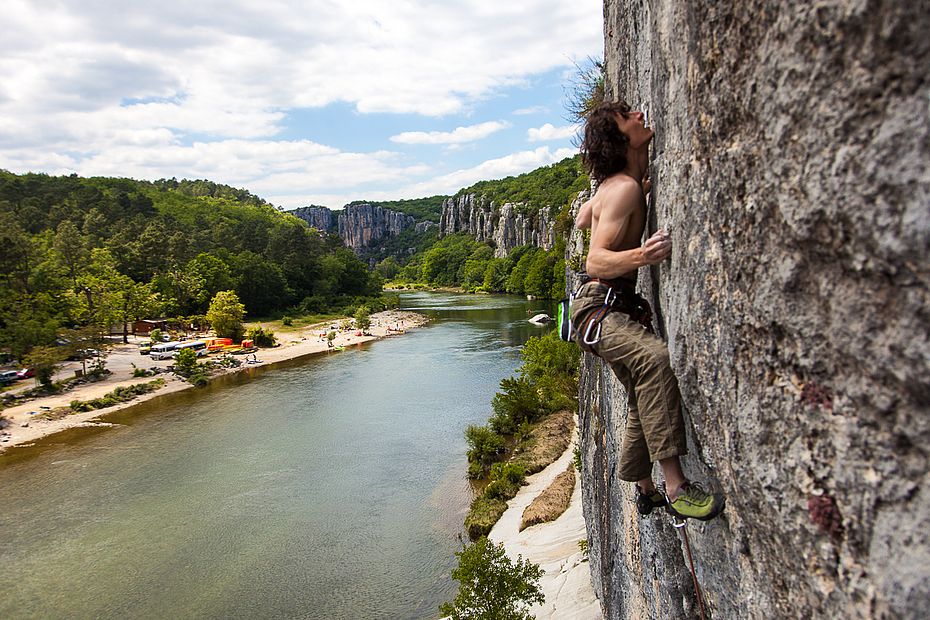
top-left (0, 171), bottom-right (381, 359)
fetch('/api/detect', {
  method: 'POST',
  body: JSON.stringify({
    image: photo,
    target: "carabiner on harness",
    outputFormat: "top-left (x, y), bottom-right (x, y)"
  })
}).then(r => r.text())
top-left (582, 287), bottom-right (615, 346)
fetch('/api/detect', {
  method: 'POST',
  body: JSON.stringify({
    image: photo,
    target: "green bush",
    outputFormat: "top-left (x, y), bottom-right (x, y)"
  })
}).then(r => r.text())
top-left (465, 424), bottom-right (506, 478)
top-left (484, 462), bottom-right (526, 501)
top-left (247, 326), bottom-right (276, 347)
top-left (491, 461), bottom-right (526, 485)
top-left (490, 376), bottom-right (544, 435)
top-left (68, 379), bottom-right (165, 412)
top-left (281, 315), bottom-right (293, 326)
top-left (464, 496), bottom-right (510, 541)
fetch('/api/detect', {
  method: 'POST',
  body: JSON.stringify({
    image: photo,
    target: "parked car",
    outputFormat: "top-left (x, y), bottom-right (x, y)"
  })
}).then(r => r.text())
top-left (16, 368), bottom-right (35, 379)
top-left (0, 370), bottom-right (19, 385)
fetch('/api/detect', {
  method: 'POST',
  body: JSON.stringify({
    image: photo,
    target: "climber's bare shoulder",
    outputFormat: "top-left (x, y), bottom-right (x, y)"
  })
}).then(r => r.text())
top-left (576, 174), bottom-right (642, 234)
top-left (589, 175), bottom-right (645, 250)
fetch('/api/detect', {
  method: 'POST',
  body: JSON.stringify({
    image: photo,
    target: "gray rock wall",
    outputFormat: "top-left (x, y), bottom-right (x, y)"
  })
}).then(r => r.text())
top-left (289, 204), bottom-right (423, 253)
top-left (439, 194), bottom-right (555, 256)
top-left (576, 1), bottom-right (929, 618)
top-left (289, 206), bottom-right (335, 233)
top-left (337, 203), bottom-right (416, 251)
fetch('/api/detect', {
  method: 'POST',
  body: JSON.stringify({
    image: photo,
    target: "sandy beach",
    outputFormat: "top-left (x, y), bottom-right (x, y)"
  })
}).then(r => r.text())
top-left (489, 422), bottom-right (603, 619)
top-left (0, 309), bottom-right (428, 453)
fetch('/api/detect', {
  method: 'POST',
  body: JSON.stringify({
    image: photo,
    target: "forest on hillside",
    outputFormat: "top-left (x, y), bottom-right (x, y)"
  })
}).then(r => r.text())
top-left (0, 171), bottom-right (383, 359)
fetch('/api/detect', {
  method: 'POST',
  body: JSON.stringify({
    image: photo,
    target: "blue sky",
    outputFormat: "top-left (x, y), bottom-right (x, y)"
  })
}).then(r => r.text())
top-left (0, 1), bottom-right (603, 209)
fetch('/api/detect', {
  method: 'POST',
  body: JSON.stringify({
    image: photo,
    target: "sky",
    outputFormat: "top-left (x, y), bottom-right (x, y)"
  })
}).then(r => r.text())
top-left (0, 0), bottom-right (603, 210)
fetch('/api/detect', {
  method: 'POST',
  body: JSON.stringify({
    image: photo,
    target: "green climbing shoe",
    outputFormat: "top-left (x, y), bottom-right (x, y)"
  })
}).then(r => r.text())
top-left (636, 486), bottom-right (668, 516)
top-left (666, 482), bottom-right (726, 521)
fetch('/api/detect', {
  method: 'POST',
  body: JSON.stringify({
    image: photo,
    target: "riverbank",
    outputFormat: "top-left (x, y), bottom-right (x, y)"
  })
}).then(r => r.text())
top-left (489, 422), bottom-right (602, 619)
top-left (0, 309), bottom-right (427, 453)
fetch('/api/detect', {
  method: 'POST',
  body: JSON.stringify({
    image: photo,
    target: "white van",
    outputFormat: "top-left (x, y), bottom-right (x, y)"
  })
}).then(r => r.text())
top-left (150, 341), bottom-right (183, 360)
top-left (175, 340), bottom-right (208, 357)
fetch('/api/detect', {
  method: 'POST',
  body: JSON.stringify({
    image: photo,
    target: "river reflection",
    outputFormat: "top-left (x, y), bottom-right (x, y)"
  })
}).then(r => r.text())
top-left (0, 292), bottom-right (553, 620)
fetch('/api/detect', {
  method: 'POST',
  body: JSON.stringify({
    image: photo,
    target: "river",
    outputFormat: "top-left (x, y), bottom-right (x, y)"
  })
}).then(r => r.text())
top-left (0, 291), bottom-right (554, 620)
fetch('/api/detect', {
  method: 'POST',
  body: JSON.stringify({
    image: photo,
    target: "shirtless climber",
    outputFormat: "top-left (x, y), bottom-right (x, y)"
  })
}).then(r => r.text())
top-left (572, 101), bottom-right (725, 521)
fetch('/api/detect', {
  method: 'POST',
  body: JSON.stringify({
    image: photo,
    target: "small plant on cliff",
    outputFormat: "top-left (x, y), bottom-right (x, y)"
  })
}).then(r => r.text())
top-left (440, 537), bottom-right (544, 620)
top-left (564, 55), bottom-right (605, 124)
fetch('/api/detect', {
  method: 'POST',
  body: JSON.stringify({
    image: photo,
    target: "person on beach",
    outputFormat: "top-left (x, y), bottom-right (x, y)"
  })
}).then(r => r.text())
top-left (572, 101), bottom-right (725, 521)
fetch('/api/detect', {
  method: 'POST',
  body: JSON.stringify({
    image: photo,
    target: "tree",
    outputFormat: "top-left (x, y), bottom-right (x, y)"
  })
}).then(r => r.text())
top-left (354, 305), bottom-right (371, 333)
top-left (206, 290), bottom-right (245, 340)
top-left (375, 256), bottom-right (401, 281)
top-left (523, 250), bottom-right (554, 299)
top-left (174, 347), bottom-right (198, 377)
top-left (24, 345), bottom-right (66, 387)
top-left (520, 332), bottom-right (580, 411)
top-left (231, 251), bottom-right (290, 316)
top-left (506, 249), bottom-right (538, 295)
top-left (186, 253), bottom-right (236, 304)
top-left (439, 537), bottom-right (544, 620)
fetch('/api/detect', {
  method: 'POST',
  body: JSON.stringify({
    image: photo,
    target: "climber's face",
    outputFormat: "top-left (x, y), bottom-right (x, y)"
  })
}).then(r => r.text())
top-left (615, 109), bottom-right (653, 149)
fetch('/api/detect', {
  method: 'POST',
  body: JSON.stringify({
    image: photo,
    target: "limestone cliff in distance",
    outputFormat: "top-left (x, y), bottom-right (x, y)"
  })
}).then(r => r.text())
top-left (438, 194), bottom-right (555, 258)
top-left (573, 1), bottom-right (929, 619)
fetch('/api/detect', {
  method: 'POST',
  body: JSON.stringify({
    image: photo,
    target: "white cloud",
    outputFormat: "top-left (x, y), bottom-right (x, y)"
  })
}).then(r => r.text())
top-left (513, 105), bottom-right (548, 115)
top-left (390, 121), bottom-right (509, 145)
top-left (527, 122), bottom-right (578, 142)
top-left (0, 0), bottom-right (602, 205)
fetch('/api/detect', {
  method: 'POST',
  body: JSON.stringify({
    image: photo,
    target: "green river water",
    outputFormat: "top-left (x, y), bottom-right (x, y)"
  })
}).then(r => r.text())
top-left (0, 291), bottom-right (553, 620)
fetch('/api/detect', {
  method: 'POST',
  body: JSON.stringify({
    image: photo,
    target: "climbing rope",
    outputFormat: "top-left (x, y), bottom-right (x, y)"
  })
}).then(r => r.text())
top-left (672, 517), bottom-right (707, 620)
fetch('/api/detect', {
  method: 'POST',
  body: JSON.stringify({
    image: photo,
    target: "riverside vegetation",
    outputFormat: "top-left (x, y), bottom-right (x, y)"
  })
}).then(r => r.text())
top-left (442, 331), bottom-right (580, 618)
top-left (464, 331), bottom-right (580, 540)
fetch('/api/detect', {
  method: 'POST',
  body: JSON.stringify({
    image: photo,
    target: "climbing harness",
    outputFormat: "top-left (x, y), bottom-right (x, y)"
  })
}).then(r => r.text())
top-left (577, 278), bottom-right (656, 348)
top-left (671, 516), bottom-right (708, 620)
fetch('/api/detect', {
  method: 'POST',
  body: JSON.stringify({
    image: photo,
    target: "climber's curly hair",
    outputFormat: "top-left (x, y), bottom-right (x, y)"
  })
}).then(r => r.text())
top-left (581, 101), bottom-right (631, 182)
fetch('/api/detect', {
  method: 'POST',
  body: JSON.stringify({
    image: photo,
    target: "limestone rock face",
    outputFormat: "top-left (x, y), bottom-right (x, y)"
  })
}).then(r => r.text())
top-left (290, 204), bottom-right (420, 253)
top-left (289, 206), bottom-right (335, 233)
top-left (337, 203), bottom-right (415, 251)
top-left (439, 194), bottom-right (555, 257)
top-left (576, 2), bottom-right (929, 619)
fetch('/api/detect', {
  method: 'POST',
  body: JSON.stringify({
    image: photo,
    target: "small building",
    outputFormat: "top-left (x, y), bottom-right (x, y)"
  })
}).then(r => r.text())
top-left (133, 319), bottom-right (168, 336)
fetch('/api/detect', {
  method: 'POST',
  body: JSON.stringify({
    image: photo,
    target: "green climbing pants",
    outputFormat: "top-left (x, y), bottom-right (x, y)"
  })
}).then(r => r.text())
top-left (571, 281), bottom-right (688, 482)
